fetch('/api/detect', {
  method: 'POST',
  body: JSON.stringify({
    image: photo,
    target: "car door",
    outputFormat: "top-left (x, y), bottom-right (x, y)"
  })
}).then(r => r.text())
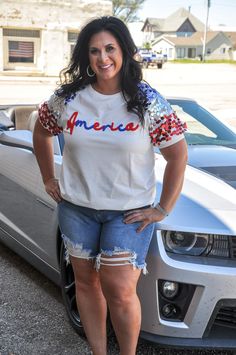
top-left (0, 130), bottom-right (62, 270)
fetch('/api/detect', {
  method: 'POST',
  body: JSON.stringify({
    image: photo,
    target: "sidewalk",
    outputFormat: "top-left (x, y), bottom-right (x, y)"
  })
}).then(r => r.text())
top-left (0, 74), bottom-right (58, 83)
top-left (0, 75), bottom-right (59, 105)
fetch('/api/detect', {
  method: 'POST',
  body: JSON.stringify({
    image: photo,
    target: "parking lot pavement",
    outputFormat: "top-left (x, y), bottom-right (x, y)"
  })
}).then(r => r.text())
top-left (0, 75), bottom-right (57, 106)
top-left (0, 63), bottom-right (235, 129)
top-left (0, 243), bottom-right (91, 355)
top-left (143, 63), bottom-right (236, 128)
top-left (0, 243), bottom-right (234, 355)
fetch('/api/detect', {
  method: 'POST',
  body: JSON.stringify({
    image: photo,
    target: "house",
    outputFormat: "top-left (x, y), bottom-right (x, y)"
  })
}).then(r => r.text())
top-left (0, 0), bottom-right (112, 76)
top-left (142, 7), bottom-right (206, 43)
top-left (152, 31), bottom-right (233, 60)
top-left (141, 7), bottom-right (235, 61)
top-left (224, 32), bottom-right (236, 60)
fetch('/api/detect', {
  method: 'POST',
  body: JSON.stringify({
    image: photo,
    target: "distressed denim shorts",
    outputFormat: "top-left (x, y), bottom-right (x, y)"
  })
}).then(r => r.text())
top-left (57, 200), bottom-right (155, 274)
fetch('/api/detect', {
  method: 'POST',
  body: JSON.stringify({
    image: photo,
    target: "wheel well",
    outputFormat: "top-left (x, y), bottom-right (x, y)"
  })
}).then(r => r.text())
top-left (56, 228), bottom-right (63, 265)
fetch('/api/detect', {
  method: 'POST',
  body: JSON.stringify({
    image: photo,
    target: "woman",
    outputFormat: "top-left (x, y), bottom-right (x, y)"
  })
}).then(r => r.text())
top-left (33, 16), bottom-right (187, 355)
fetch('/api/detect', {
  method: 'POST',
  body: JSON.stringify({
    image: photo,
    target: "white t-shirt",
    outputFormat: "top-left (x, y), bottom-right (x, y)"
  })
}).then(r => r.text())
top-left (38, 83), bottom-right (186, 210)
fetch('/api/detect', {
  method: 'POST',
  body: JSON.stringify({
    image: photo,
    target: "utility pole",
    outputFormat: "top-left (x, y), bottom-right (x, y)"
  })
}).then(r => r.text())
top-left (202, 0), bottom-right (211, 62)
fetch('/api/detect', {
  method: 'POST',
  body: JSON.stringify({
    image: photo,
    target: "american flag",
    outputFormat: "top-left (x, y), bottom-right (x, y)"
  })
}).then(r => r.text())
top-left (9, 41), bottom-right (34, 58)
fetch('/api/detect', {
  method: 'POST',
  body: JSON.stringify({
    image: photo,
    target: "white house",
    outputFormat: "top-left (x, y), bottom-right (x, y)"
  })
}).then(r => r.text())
top-left (141, 7), bottom-right (206, 44)
top-left (152, 31), bottom-right (233, 60)
top-left (225, 32), bottom-right (236, 60)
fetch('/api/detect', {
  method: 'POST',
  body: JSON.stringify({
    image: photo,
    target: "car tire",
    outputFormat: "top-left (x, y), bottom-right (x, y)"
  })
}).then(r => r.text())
top-left (60, 242), bottom-right (85, 335)
top-left (157, 63), bottom-right (163, 69)
top-left (60, 241), bottom-right (114, 337)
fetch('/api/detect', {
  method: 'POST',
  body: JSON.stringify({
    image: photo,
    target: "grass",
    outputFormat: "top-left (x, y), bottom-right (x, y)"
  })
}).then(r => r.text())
top-left (172, 59), bottom-right (236, 64)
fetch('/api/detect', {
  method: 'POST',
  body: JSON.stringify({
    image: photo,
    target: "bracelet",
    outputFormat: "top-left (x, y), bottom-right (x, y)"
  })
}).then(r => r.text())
top-left (44, 177), bottom-right (58, 185)
top-left (154, 202), bottom-right (169, 217)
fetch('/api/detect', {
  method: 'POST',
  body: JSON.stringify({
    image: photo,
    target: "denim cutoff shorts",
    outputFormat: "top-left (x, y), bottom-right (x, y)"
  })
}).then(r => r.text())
top-left (57, 200), bottom-right (155, 274)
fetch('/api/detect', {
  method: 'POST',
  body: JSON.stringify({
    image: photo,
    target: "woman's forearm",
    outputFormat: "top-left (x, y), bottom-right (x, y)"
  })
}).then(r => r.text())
top-left (33, 119), bottom-right (55, 184)
top-left (159, 159), bottom-right (186, 213)
top-left (159, 139), bottom-right (188, 214)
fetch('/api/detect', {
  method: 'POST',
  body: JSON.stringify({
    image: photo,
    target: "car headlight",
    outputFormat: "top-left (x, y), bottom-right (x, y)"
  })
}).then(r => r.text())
top-left (162, 231), bottom-right (230, 257)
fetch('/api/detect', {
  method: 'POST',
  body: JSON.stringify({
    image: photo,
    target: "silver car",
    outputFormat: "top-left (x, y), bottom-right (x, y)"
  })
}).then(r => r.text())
top-left (0, 99), bottom-right (236, 349)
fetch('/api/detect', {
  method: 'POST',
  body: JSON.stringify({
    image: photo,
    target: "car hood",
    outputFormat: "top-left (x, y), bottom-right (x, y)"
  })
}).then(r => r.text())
top-left (187, 145), bottom-right (236, 189)
top-left (154, 155), bottom-right (236, 235)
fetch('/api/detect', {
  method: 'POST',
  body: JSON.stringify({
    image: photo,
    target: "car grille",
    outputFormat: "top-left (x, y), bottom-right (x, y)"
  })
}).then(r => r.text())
top-left (204, 300), bottom-right (236, 338)
top-left (214, 306), bottom-right (236, 328)
top-left (231, 237), bottom-right (236, 258)
top-left (206, 236), bottom-right (236, 260)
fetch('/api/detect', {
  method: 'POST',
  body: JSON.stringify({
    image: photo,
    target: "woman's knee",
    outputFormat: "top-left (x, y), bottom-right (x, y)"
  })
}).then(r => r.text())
top-left (71, 256), bottom-right (100, 290)
top-left (102, 278), bottom-right (138, 307)
top-left (99, 254), bottom-right (140, 305)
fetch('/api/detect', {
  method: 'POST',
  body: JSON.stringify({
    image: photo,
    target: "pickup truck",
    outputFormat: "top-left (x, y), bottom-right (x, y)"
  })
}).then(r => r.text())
top-left (138, 49), bottom-right (164, 69)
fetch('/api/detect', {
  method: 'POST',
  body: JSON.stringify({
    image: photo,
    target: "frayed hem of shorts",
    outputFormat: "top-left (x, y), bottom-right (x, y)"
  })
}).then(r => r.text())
top-left (135, 263), bottom-right (148, 275)
top-left (95, 247), bottom-right (148, 275)
top-left (61, 234), bottom-right (95, 264)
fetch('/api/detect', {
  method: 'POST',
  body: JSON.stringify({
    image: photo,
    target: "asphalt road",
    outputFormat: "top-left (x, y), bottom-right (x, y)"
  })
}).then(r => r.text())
top-left (0, 243), bottom-right (234, 355)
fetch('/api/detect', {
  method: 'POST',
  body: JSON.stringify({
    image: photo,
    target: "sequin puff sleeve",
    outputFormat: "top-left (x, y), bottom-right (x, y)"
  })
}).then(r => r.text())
top-left (141, 83), bottom-right (187, 148)
top-left (38, 93), bottom-right (64, 136)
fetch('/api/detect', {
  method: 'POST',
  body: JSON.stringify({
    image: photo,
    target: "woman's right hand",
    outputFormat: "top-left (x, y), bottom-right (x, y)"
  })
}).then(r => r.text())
top-left (44, 178), bottom-right (62, 203)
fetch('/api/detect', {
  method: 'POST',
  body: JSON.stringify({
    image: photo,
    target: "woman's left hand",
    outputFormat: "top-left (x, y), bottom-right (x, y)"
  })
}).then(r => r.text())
top-left (123, 207), bottom-right (166, 233)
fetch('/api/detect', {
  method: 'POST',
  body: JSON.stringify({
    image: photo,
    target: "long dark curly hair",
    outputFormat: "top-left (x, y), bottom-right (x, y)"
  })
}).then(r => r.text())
top-left (57, 16), bottom-right (147, 123)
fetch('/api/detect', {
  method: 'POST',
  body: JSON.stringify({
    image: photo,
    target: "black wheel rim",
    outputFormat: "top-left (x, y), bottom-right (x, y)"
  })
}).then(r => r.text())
top-left (60, 244), bottom-right (84, 332)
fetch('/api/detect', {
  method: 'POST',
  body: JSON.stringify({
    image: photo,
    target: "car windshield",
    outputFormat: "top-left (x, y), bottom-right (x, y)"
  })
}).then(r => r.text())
top-left (168, 99), bottom-right (236, 148)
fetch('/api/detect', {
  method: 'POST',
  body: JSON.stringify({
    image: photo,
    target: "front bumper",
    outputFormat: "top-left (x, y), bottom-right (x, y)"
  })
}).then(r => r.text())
top-left (140, 327), bottom-right (236, 349)
top-left (138, 231), bottom-right (236, 348)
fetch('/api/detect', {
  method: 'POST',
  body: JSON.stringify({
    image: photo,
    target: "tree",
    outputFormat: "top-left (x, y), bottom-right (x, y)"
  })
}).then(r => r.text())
top-left (112, 0), bottom-right (146, 23)
top-left (143, 42), bottom-right (152, 50)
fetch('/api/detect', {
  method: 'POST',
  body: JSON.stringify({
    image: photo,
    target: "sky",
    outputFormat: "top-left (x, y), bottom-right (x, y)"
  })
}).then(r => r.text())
top-left (138, 0), bottom-right (236, 28)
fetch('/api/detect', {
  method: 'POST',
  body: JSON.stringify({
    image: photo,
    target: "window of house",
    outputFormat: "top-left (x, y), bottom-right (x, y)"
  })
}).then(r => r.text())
top-left (188, 48), bottom-right (196, 58)
top-left (3, 28), bottom-right (40, 70)
top-left (177, 48), bottom-right (186, 58)
top-left (70, 44), bottom-right (76, 58)
top-left (207, 48), bottom-right (211, 55)
top-left (8, 41), bottom-right (34, 63)
top-left (68, 31), bottom-right (78, 43)
top-left (177, 32), bottom-right (192, 37)
top-left (68, 31), bottom-right (79, 58)
top-left (220, 47), bottom-right (226, 54)
top-left (176, 48), bottom-right (181, 58)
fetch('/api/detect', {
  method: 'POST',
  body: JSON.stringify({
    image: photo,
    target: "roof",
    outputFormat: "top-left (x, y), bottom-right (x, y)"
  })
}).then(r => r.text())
top-left (224, 32), bottom-right (236, 49)
top-left (163, 7), bottom-right (205, 32)
top-left (141, 17), bottom-right (165, 31)
top-left (142, 7), bottom-right (205, 33)
top-left (153, 31), bottom-right (230, 47)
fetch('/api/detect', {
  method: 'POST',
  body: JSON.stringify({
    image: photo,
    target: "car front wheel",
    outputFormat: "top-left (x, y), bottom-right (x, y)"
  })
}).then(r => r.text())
top-left (60, 242), bottom-right (85, 335)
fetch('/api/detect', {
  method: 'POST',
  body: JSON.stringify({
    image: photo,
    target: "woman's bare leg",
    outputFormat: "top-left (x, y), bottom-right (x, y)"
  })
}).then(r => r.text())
top-left (70, 256), bottom-right (107, 355)
top-left (100, 256), bottom-right (141, 355)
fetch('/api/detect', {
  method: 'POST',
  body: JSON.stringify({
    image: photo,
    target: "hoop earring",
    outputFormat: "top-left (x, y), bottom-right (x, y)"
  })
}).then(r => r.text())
top-left (87, 65), bottom-right (95, 77)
